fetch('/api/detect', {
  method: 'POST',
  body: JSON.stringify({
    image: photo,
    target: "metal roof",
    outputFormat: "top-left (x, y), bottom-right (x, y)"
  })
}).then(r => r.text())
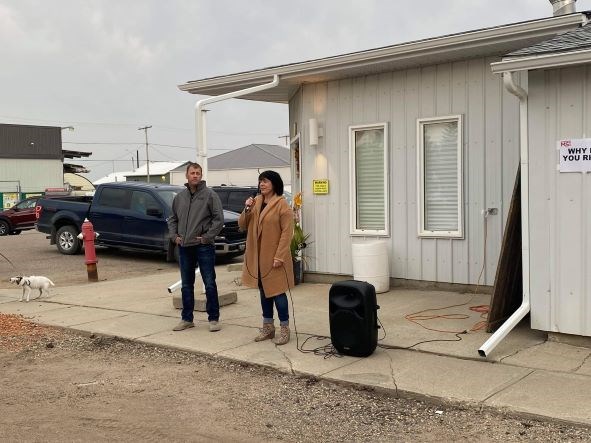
top-left (178, 14), bottom-right (585, 103)
top-left (93, 171), bottom-right (131, 185)
top-left (62, 149), bottom-right (92, 159)
top-left (124, 161), bottom-right (189, 177)
top-left (209, 144), bottom-right (289, 170)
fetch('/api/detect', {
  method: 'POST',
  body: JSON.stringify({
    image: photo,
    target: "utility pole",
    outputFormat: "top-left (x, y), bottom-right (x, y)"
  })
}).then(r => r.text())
top-left (138, 125), bottom-right (152, 182)
top-left (279, 135), bottom-right (290, 147)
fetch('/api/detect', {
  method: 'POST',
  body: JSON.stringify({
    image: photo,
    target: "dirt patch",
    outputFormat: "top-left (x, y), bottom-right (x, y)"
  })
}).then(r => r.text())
top-left (1, 314), bottom-right (590, 442)
top-left (0, 313), bottom-right (61, 352)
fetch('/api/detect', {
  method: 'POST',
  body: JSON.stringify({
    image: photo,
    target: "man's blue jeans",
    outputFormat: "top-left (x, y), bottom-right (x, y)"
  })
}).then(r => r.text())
top-left (179, 244), bottom-right (219, 323)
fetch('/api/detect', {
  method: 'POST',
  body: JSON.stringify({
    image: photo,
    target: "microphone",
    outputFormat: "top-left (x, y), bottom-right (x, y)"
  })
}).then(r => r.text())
top-left (245, 190), bottom-right (258, 212)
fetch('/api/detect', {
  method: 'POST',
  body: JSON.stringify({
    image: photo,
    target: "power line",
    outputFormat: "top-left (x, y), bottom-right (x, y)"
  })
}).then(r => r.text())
top-left (62, 141), bottom-right (230, 151)
top-left (63, 141), bottom-right (142, 145)
top-left (1, 115), bottom-right (286, 136)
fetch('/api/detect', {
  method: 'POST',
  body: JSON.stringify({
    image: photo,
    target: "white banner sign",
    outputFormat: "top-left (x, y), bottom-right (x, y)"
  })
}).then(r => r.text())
top-left (559, 138), bottom-right (591, 172)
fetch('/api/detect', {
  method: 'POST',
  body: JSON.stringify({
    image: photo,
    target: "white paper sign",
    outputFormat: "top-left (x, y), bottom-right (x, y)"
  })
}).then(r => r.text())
top-left (559, 138), bottom-right (591, 172)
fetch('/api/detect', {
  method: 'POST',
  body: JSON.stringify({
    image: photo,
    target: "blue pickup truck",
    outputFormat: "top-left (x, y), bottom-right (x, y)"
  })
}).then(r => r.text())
top-left (35, 182), bottom-right (246, 261)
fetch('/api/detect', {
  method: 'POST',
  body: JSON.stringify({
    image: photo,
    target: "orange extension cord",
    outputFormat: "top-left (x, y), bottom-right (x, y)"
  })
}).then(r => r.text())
top-left (404, 215), bottom-right (491, 334)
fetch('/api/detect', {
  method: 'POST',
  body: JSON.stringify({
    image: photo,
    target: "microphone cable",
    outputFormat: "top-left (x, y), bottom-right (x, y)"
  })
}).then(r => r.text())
top-left (281, 265), bottom-right (342, 359)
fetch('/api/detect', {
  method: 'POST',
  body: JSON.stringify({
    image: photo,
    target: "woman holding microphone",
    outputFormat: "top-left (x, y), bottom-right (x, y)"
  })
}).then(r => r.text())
top-left (239, 170), bottom-right (294, 345)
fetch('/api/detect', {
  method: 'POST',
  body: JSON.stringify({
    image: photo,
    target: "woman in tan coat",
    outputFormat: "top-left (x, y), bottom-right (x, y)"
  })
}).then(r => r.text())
top-left (238, 170), bottom-right (294, 345)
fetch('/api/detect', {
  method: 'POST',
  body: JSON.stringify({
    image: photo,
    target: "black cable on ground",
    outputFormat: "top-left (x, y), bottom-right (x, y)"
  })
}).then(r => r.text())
top-left (283, 265), bottom-right (343, 359)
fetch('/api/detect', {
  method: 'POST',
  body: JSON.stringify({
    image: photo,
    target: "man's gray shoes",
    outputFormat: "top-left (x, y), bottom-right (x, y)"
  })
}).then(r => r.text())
top-left (173, 320), bottom-right (195, 331)
top-left (209, 321), bottom-right (221, 332)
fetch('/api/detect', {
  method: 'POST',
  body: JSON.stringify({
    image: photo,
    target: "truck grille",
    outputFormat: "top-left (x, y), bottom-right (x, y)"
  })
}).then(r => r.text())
top-left (221, 221), bottom-right (243, 242)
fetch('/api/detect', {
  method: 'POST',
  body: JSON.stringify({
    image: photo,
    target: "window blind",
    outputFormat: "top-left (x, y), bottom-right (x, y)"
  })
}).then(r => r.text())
top-left (355, 128), bottom-right (385, 230)
top-left (423, 121), bottom-right (459, 231)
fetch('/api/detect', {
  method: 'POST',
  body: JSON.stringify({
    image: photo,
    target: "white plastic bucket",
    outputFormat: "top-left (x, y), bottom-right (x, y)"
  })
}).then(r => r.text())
top-left (352, 241), bottom-right (390, 293)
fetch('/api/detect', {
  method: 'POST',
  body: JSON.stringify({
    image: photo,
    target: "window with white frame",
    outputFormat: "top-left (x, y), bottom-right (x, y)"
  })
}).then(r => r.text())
top-left (349, 123), bottom-right (389, 236)
top-left (417, 115), bottom-right (463, 238)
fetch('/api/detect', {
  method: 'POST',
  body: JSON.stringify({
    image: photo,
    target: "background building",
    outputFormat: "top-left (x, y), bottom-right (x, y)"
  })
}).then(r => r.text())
top-left (124, 161), bottom-right (189, 185)
top-left (0, 123), bottom-right (90, 207)
top-left (207, 144), bottom-right (290, 190)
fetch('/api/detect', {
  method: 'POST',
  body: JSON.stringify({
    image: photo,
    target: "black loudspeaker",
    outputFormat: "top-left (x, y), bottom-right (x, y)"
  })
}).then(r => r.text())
top-left (329, 280), bottom-right (379, 357)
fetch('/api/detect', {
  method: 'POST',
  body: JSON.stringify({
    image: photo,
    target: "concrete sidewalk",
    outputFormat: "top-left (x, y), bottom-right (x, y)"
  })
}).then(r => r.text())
top-left (1, 267), bottom-right (590, 427)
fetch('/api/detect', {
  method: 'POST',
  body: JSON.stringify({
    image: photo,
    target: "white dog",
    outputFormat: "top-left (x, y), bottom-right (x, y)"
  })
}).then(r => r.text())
top-left (9, 276), bottom-right (55, 302)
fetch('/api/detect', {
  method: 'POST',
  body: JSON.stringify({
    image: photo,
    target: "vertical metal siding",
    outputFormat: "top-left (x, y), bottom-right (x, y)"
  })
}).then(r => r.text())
top-left (301, 85), bottom-right (316, 271)
top-left (325, 81), bottom-right (342, 273)
top-left (294, 57), bottom-right (520, 285)
top-left (0, 159), bottom-right (63, 192)
top-left (337, 79), bottom-right (354, 274)
top-left (484, 56), bottom-right (503, 286)
top-left (435, 63), bottom-right (453, 283)
top-left (467, 58), bottom-right (486, 286)
top-left (451, 61), bottom-right (470, 284)
top-left (529, 65), bottom-right (591, 336)
top-left (406, 68), bottom-right (422, 280)
top-left (391, 70), bottom-right (408, 279)
top-left (312, 82), bottom-right (328, 272)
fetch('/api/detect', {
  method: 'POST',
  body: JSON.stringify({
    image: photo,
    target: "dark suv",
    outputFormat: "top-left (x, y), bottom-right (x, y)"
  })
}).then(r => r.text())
top-left (0, 197), bottom-right (40, 236)
top-left (211, 186), bottom-right (258, 213)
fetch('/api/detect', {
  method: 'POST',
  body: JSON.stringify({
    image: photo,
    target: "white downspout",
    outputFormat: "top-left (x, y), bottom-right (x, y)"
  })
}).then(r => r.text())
top-left (478, 71), bottom-right (530, 357)
top-left (194, 75), bottom-right (280, 179)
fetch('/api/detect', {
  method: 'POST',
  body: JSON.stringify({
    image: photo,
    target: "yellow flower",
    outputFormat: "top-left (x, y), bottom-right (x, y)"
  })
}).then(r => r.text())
top-left (293, 192), bottom-right (303, 209)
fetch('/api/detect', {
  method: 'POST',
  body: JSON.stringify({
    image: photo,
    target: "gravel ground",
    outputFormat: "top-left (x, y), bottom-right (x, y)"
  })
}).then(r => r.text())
top-left (1, 314), bottom-right (589, 442)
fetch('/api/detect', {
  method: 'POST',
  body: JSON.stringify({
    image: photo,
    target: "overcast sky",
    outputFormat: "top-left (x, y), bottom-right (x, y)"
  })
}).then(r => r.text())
top-left (2, 0), bottom-right (590, 181)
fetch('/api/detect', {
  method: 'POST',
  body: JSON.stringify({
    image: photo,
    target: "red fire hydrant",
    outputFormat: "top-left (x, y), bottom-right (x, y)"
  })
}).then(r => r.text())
top-left (77, 218), bottom-right (99, 282)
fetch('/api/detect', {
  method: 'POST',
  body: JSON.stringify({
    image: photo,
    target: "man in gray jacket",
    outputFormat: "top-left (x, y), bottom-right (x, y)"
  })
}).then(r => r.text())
top-left (168, 162), bottom-right (224, 332)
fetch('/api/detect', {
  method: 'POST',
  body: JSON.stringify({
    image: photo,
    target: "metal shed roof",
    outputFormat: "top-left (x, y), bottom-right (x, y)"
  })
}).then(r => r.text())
top-left (209, 144), bottom-right (289, 170)
top-left (124, 161), bottom-right (189, 177)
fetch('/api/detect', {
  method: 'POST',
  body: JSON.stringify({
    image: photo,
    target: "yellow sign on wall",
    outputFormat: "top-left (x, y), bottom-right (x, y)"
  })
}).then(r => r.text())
top-left (313, 179), bottom-right (329, 195)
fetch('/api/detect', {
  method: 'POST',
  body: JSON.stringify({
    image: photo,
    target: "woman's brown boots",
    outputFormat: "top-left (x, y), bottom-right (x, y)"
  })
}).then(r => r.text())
top-left (272, 325), bottom-right (290, 345)
top-left (254, 323), bottom-right (290, 345)
top-left (255, 323), bottom-right (275, 342)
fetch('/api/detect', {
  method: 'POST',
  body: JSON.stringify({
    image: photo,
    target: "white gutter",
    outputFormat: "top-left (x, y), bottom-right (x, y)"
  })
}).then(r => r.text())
top-left (194, 74), bottom-right (280, 178)
top-left (479, 71), bottom-right (530, 357)
top-left (491, 48), bottom-right (591, 73)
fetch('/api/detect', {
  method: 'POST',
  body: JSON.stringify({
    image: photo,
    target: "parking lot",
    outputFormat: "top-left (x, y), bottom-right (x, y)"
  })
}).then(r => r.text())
top-left (0, 230), bottom-right (241, 290)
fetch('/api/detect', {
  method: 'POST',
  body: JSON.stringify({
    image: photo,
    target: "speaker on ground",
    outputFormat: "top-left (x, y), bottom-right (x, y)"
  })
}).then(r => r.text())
top-left (329, 280), bottom-right (379, 357)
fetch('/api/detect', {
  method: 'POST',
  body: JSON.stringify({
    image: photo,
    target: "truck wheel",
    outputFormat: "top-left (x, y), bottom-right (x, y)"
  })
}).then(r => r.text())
top-left (0, 221), bottom-right (9, 236)
top-left (56, 225), bottom-right (82, 255)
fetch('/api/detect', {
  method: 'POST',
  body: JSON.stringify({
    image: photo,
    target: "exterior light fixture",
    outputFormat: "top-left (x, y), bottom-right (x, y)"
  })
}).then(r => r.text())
top-left (309, 118), bottom-right (323, 147)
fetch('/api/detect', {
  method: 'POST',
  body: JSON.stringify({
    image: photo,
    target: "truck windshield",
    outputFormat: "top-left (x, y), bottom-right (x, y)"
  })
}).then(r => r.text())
top-left (156, 190), bottom-right (178, 208)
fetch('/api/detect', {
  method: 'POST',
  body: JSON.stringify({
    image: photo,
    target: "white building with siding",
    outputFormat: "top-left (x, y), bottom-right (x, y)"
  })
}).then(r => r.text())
top-left (0, 124), bottom-right (64, 196)
top-left (179, 9), bottom-right (591, 340)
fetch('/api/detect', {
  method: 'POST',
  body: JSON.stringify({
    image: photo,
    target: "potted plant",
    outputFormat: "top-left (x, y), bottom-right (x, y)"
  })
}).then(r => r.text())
top-left (290, 192), bottom-right (310, 284)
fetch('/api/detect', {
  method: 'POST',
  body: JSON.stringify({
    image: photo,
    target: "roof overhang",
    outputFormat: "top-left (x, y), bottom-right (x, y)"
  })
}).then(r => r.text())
top-left (179, 14), bottom-right (585, 103)
top-left (491, 47), bottom-right (591, 73)
top-left (64, 163), bottom-right (90, 173)
top-left (62, 149), bottom-right (92, 159)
